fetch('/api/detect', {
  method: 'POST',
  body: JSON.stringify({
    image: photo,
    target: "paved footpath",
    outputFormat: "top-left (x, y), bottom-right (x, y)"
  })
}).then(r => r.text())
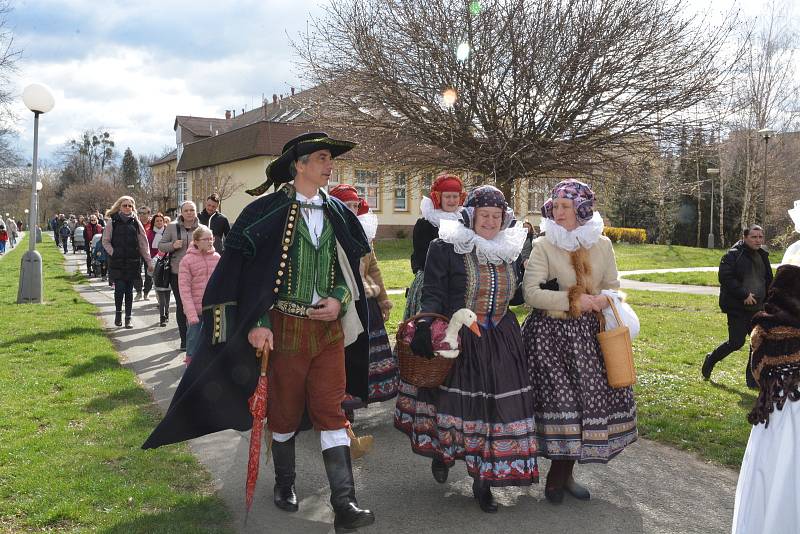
top-left (61, 250), bottom-right (740, 534)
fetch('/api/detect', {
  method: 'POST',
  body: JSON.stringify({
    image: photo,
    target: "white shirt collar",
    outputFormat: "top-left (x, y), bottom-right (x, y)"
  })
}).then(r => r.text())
top-left (296, 191), bottom-right (323, 205)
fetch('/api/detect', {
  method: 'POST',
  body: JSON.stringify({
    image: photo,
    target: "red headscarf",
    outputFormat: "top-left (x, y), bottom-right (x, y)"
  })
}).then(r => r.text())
top-left (430, 173), bottom-right (466, 209)
top-left (329, 184), bottom-right (370, 215)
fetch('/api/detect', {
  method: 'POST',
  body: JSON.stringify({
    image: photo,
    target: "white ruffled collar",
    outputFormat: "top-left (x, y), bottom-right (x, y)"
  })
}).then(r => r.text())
top-left (540, 211), bottom-right (605, 251)
top-left (358, 211), bottom-right (378, 242)
top-left (420, 196), bottom-right (460, 228)
top-left (438, 219), bottom-right (528, 264)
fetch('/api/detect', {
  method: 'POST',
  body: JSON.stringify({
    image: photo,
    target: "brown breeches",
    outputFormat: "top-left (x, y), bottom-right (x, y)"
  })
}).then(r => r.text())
top-left (266, 310), bottom-right (348, 433)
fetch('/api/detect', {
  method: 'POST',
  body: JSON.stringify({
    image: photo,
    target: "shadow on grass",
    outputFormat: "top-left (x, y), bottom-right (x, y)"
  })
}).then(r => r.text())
top-left (709, 381), bottom-right (758, 408)
top-left (0, 326), bottom-right (100, 348)
top-left (84, 386), bottom-right (148, 413)
top-left (66, 354), bottom-right (120, 377)
top-left (99, 498), bottom-right (232, 534)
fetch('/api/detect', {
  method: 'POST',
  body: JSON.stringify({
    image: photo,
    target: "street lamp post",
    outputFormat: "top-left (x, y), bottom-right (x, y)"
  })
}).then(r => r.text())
top-left (17, 83), bottom-right (54, 304)
top-left (707, 168), bottom-right (719, 249)
top-left (758, 128), bottom-right (774, 228)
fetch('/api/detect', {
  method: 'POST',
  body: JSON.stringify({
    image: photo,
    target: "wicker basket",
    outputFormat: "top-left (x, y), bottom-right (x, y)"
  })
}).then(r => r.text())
top-left (396, 312), bottom-right (455, 388)
top-left (597, 298), bottom-right (636, 388)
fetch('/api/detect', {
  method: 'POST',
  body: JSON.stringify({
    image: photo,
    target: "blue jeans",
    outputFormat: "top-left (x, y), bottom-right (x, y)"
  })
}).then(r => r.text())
top-left (186, 321), bottom-right (203, 356)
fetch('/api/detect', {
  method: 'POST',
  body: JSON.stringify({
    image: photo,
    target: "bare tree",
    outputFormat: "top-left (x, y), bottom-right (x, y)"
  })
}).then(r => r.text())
top-left (296, 0), bottom-right (738, 196)
top-left (215, 173), bottom-right (245, 208)
top-left (729, 0), bottom-right (798, 231)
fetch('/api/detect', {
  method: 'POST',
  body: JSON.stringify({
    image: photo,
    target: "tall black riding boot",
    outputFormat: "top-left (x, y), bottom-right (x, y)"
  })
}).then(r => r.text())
top-left (271, 437), bottom-right (298, 512)
top-left (322, 445), bottom-right (375, 533)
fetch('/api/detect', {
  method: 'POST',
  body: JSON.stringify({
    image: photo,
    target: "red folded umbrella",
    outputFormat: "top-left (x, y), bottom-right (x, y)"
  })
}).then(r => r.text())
top-left (245, 343), bottom-right (271, 515)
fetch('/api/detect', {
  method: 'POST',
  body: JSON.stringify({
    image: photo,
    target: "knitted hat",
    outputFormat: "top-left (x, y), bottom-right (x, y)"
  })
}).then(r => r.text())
top-left (541, 179), bottom-right (596, 225)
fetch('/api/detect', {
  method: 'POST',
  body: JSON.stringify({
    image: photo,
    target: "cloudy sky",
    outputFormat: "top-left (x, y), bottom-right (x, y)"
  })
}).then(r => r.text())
top-left (7, 0), bottom-right (772, 164)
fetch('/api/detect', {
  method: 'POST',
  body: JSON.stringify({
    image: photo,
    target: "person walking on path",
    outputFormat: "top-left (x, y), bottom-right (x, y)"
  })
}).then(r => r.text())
top-left (702, 225), bottom-right (772, 387)
top-left (731, 260), bottom-right (800, 534)
top-left (197, 193), bottom-right (230, 253)
top-left (397, 185), bottom-right (539, 513)
top-left (159, 201), bottom-right (200, 350)
top-left (102, 196), bottom-right (152, 329)
top-left (0, 223), bottom-right (7, 254)
top-left (58, 220), bottom-right (72, 254)
top-left (521, 179), bottom-right (637, 504)
top-left (147, 213), bottom-right (171, 327)
top-left (6, 217), bottom-right (17, 248)
top-left (83, 215), bottom-right (104, 276)
top-left (177, 225), bottom-right (220, 366)
top-left (329, 184), bottom-right (398, 409)
top-left (143, 132), bottom-right (375, 532)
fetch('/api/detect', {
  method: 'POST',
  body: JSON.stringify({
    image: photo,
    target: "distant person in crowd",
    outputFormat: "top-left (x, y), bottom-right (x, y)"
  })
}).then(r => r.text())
top-left (102, 196), bottom-right (152, 329)
top-left (0, 222), bottom-right (7, 254)
top-left (93, 209), bottom-right (105, 227)
top-left (521, 179), bottom-right (637, 504)
top-left (58, 219), bottom-right (72, 254)
top-left (731, 258), bottom-right (800, 534)
top-left (197, 193), bottom-right (230, 253)
top-left (519, 220), bottom-right (536, 267)
top-left (138, 206), bottom-right (152, 233)
top-left (702, 225), bottom-right (772, 387)
top-left (159, 200), bottom-right (200, 350)
top-left (329, 184), bottom-right (398, 413)
top-left (147, 213), bottom-right (171, 326)
top-left (177, 225), bottom-right (220, 366)
top-left (404, 173), bottom-right (466, 320)
top-left (6, 217), bottom-right (18, 248)
top-left (50, 214), bottom-right (59, 246)
top-left (398, 185), bottom-right (538, 513)
top-left (83, 214), bottom-right (104, 276)
top-left (162, 215), bottom-right (171, 226)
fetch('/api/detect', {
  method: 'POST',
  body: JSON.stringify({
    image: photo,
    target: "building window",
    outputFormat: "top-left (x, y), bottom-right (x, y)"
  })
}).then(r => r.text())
top-left (354, 169), bottom-right (380, 210)
top-left (327, 167), bottom-right (341, 186)
top-left (394, 172), bottom-right (408, 211)
top-left (528, 181), bottom-right (550, 214)
top-left (177, 171), bottom-right (188, 204)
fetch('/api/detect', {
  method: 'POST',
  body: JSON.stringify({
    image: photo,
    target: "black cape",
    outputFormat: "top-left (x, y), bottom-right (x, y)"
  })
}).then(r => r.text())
top-left (143, 187), bottom-right (371, 449)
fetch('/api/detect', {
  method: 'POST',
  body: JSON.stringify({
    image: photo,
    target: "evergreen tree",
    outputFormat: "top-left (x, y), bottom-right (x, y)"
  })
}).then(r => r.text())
top-left (121, 147), bottom-right (140, 188)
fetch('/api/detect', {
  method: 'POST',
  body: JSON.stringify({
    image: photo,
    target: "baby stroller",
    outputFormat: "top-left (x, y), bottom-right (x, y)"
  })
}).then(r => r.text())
top-left (91, 234), bottom-right (107, 279)
top-left (72, 226), bottom-right (86, 253)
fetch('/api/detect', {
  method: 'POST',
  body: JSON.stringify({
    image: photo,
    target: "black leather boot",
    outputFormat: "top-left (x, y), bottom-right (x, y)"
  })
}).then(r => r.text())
top-left (431, 458), bottom-right (449, 483)
top-left (322, 445), bottom-right (375, 532)
top-left (114, 311), bottom-right (122, 327)
top-left (545, 460), bottom-right (565, 504)
top-left (124, 316), bottom-right (133, 329)
top-left (272, 437), bottom-right (298, 512)
top-left (563, 460), bottom-right (590, 500)
top-left (472, 478), bottom-right (498, 513)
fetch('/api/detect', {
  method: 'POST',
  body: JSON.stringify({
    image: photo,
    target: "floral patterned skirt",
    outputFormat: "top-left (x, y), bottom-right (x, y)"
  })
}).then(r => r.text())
top-left (521, 310), bottom-right (637, 463)
top-left (394, 313), bottom-right (539, 486)
top-left (366, 297), bottom-right (398, 403)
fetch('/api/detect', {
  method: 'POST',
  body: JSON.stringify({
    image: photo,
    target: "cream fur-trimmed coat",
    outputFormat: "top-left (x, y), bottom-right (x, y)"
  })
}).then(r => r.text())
top-left (522, 235), bottom-right (620, 319)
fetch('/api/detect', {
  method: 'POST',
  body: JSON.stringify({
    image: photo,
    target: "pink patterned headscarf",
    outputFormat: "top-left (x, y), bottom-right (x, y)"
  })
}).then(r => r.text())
top-left (541, 179), bottom-right (595, 225)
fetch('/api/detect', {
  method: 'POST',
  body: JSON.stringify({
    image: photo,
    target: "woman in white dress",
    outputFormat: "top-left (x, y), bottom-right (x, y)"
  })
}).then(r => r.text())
top-left (731, 253), bottom-right (800, 534)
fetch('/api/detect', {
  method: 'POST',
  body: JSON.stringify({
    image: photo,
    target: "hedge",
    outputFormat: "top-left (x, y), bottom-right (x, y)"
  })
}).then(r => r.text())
top-left (603, 226), bottom-right (647, 243)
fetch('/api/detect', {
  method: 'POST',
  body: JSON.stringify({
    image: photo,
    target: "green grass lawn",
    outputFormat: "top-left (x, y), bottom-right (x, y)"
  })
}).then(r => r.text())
top-left (373, 239), bottom-right (765, 289)
top-left (0, 236), bottom-right (233, 533)
top-left (626, 268), bottom-right (779, 287)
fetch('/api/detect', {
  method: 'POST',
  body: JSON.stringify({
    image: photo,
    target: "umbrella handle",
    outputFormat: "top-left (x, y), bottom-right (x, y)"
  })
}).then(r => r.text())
top-left (256, 343), bottom-right (270, 376)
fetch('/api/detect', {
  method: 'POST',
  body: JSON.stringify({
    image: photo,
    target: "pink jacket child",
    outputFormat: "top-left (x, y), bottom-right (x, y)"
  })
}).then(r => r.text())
top-left (178, 244), bottom-right (220, 359)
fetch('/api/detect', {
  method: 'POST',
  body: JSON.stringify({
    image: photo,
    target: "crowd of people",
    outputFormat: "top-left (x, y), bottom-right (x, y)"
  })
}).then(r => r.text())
top-left (47, 130), bottom-right (798, 532)
top-left (49, 193), bottom-right (230, 339)
top-left (0, 215), bottom-right (21, 254)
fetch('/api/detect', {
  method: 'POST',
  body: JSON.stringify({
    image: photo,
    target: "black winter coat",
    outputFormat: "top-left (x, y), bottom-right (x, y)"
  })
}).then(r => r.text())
top-left (108, 214), bottom-right (144, 282)
top-left (718, 241), bottom-right (773, 315)
top-left (198, 209), bottom-right (231, 253)
top-left (410, 218), bottom-right (439, 273)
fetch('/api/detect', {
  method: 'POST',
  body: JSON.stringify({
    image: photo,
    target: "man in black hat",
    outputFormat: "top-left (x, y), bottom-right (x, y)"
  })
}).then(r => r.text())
top-left (143, 132), bottom-right (375, 532)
